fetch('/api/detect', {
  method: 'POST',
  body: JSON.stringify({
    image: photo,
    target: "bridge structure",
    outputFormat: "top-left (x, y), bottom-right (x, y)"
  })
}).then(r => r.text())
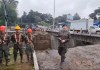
top-left (47, 29), bottom-right (100, 49)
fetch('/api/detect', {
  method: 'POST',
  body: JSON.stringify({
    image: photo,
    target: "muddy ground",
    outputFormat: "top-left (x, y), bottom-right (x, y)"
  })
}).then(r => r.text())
top-left (0, 53), bottom-right (33, 70)
top-left (36, 45), bottom-right (100, 70)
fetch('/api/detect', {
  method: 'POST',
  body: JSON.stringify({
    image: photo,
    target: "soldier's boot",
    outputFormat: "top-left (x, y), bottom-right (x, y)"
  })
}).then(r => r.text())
top-left (5, 60), bottom-right (9, 66)
top-left (14, 55), bottom-right (17, 64)
top-left (20, 59), bottom-right (23, 63)
top-left (5, 52), bottom-right (10, 66)
top-left (63, 55), bottom-right (66, 61)
top-left (20, 55), bottom-right (24, 63)
top-left (60, 54), bottom-right (66, 65)
top-left (14, 60), bottom-right (17, 64)
top-left (60, 56), bottom-right (64, 65)
top-left (6, 62), bottom-right (8, 66)
top-left (0, 60), bottom-right (2, 65)
top-left (27, 56), bottom-right (29, 63)
top-left (31, 55), bottom-right (34, 64)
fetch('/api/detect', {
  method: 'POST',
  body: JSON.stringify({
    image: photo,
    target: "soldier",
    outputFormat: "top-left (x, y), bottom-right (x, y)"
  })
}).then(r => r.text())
top-left (58, 24), bottom-right (71, 65)
top-left (0, 26), bottom-right (10, 66)
top-left (11, 25), bottom-right (25, 64)
top-left (25, 28), bottom-right (34, 64)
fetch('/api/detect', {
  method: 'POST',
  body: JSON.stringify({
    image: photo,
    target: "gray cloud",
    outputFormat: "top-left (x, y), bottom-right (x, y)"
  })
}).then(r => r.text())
top-left (17, 0), bottom-right (100, 18)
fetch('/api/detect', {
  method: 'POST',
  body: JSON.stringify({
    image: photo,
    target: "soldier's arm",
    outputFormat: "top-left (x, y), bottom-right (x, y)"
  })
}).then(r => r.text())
top-left (32, 35), bottom-right (35, 44)
top-left (65, 33), bottom-right (71, 42)
top-left (7, 35), bottom-right (10, 44)
top-left (0, 37), bottom-right (2, 44)
top-left (24, 36), bottom-right (27, 44)
top-left (60, 32), bottom-right (71, 43)
top-left (11, 35), bottom-right (15, 43)
top-left (22, 35), bottom-right (26, 42)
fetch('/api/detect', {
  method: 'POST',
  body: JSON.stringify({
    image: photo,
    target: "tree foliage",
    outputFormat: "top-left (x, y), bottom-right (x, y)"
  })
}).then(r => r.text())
top-left (55, 15), bottom-right (67, 24)
top-left (0, 0), bottom-right (18, 25)
top-left (89, 7), bottom-right (100, 22)
top-left (20, 10), bottom-right (53, 26)
top-left (73, 13), bottom-right (81, 20)
top-left (37, 21), bottom-right (49, 26)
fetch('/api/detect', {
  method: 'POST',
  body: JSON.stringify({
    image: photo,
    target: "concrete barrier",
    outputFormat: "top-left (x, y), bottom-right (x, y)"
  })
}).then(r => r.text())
top-left (33, 50), bottom-right (39, 70)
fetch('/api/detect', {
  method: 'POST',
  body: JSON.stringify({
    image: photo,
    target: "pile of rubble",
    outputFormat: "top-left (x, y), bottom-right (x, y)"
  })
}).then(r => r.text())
top-left (33, 31), bottom-right (51, 50)
top-left (36, 45), bottom-right (100, 70)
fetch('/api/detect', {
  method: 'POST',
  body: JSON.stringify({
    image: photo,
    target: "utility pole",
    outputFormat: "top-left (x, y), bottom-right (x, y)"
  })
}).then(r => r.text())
top-left (86, 19), bottom-right (88, 31)
top-left (2, 0), bottom-right (8, 32)
top-left (53, 0), bottom-right (55, 30)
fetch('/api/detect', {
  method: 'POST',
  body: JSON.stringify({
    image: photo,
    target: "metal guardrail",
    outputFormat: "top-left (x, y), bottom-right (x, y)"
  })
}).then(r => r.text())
top-left (47, 30), bottom-right (100, 37)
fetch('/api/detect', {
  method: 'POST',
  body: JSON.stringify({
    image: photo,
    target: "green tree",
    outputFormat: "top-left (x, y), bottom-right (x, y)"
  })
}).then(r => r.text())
top-left (20, 10), bottom-right (53, 25)
top-left (27, 10), bottom-right (35, 23)
top-left (9, 0), bottom-right (18, 8)
top-left (21, 11), bottom-right (27, 23)
top-left (37, 21), bottom-right (49, 26)
top-left (41, 14), bottom-right (53, 24)
top-left (34, 16), bottom-right (42, 23)
top-left (55, 15), bottom-right (67, 24)
top-left (89, 7), bottom-right (100, 22)
top-left (0, 0), bottom-right (18, 25)
top-left (73, 13), bottom-right (81, 20)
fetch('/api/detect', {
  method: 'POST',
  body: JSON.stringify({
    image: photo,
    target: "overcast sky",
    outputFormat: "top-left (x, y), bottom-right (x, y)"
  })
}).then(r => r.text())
top-left (17, 0), bottom-right (100, 18)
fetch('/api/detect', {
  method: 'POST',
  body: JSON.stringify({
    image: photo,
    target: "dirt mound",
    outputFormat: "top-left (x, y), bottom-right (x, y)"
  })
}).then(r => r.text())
top-left (33, 31), bottom-right (51, 50)
top-left (65, 45), bottom-right (100, 70)
top-left (36, 45), bottom-right (100, 70)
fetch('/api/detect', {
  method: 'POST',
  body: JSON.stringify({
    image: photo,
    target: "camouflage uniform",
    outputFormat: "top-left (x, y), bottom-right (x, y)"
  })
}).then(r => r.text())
top-left (0, 33), bottom-right (10, 66)
top-left (11, 33), bottom-right (25, 63)
top-left (25, 35), bottom-right (34, 63)
top-left (58, 30), bottom-right (71, 64)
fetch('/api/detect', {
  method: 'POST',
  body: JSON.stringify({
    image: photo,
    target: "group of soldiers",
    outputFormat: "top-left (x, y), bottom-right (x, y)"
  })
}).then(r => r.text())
top-left (0, 25), bottom-right (34, 66)
top-left (0, 24), bottom-right (71, 66)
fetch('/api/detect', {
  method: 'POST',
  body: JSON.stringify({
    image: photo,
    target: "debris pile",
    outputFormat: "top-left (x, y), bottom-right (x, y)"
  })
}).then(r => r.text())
top-left (33, 31), bottom-right (51, 50)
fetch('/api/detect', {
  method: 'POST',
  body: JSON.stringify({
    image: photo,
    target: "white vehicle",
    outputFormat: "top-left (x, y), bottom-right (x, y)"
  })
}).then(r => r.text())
top-left (89, 26), bottom-right (100, 34)
top-left (70, 19), bottom-right (93, 34)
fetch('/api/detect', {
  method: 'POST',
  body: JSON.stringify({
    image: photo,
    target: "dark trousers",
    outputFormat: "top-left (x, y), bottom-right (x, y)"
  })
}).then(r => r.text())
top-left (0, 45), bottom-right (10, 65)
top-left (13, 44), bottom-right (23, 62)
top-left (58, 44), bottom-right (67, 63)
top-left (26, 44), bottom-right (34, 63)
